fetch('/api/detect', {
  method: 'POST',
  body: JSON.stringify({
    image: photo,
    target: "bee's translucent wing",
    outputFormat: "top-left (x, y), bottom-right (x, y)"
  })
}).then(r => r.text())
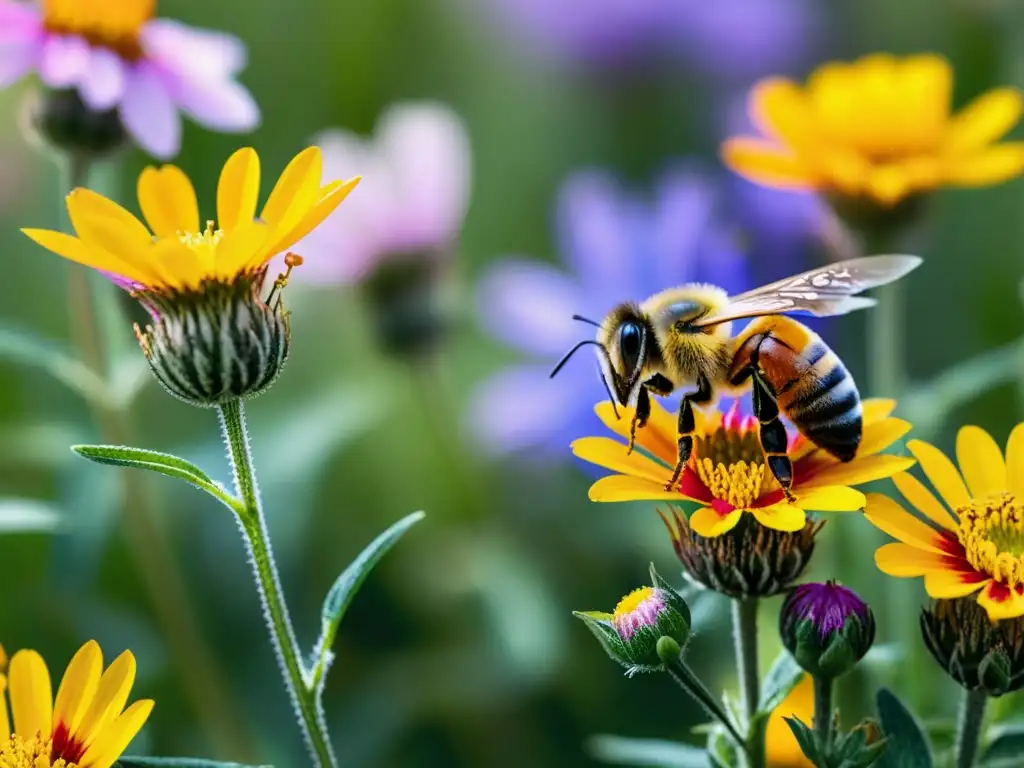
top-left (693, 255), bottom-right (922, 327)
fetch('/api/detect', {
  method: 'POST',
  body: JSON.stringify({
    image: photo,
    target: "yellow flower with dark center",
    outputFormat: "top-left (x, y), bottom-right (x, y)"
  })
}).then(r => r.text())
top-left (721, 53), bottom-right (1024, 207)
top-left (0, 640), bottom-right (152, 768)
top-left (765, 675), bottom-right (813, 767)
top-left (867, 423), bottom-right (1024, 621)
top-left (41, 0), bottom-right (154, 57)
top-left (572, 399), bottom-right (913, 537)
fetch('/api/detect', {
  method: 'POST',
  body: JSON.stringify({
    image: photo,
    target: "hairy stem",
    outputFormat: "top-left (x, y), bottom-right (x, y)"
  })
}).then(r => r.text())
top-left (218, 399), bottom-right (337, 767)
top-left (61, 156), bottom-right (252, 760)
top-left (954, 688), bottom-right (987, 768)
top-left (812, 675), bottom-right (833, 748)
top-left (658, 643), bottom-right (745, 750)
top-left (732, 598), bottom-right (760, 724)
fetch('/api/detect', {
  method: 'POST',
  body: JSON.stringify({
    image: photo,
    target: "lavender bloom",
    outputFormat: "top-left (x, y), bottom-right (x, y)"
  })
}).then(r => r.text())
top-left (784, 582), bottom-right (871, 642)
top-left (0, 0), bottom-right (258, 158)
top-left (469, 167), bottom-right (748, 457)
top-left (293, 102), bottom-right (472, 286)
top-left (781, 582), bottom-right (876, 679)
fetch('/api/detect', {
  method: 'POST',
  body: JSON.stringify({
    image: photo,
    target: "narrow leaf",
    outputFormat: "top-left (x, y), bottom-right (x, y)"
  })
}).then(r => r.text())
top-left (875, 688), bottom-right (931, 768)
top-left (758, 651), bottom-right (804, 713)
top-left (586, 734), bottom-right (709, 767)
top-left (981, 726), bottom-right (1024, 766)
top-left (116, 758), bottom-right (271, 768)
top-left (71, 445), bottom-right (235, 511)
top-left (0, 499), bottom-right (61, 533)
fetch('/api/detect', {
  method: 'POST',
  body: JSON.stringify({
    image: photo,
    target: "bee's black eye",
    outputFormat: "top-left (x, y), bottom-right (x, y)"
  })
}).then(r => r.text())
top-left (619, 321), bottom-right (643, 373)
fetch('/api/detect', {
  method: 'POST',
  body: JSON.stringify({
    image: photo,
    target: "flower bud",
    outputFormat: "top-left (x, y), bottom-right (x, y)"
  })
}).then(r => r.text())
top-left (921, 598), bottom-right (1024, 696)
top-left (780, 582), bottom-right (875, 680)
top-left (573, 565), bottom-right (691, 673)
top-left (25, 88), bottom-right (128, 160)
top-left (135, 269), bottom-right (290, 407)
top-left (361, 253), bottom-right (450, 360)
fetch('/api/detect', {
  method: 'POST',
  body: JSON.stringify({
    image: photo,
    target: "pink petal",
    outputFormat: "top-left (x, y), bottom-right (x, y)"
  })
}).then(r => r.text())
top-left (171, 75), bottom-right (259, 132)
top-left (140, 19), bottom-right (246, 77)
top-left (39, 34), bottom-right (89, 87)
top-left (119, 62), bottom-right (180, 159)
top-left (0, 37), bottom-right (40, 86)
top-left (78, 47), bottom-right (125, 110)
top-left (375, 102), bottom-right (471, 252)
top-left (0, 1), bottom-right (41, 38)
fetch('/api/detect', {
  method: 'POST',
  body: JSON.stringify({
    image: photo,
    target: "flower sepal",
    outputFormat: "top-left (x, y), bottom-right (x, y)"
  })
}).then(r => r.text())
top-left (781, 582), bottom-right (876, 680)
top-left (28, 88), bottom-right (129, 160)
top-left (784, 715), bottom-right (887, 768)
top-left (573, 564), bottom-right (691, 674)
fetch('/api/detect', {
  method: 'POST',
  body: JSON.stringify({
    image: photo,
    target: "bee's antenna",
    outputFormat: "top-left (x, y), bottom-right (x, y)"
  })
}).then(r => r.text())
top-left (550, 339), bottom-right (607, 379)
top-left (572, 314), bottom-right (601, 328)
top-left (598, 365), bottom-right (620, 420)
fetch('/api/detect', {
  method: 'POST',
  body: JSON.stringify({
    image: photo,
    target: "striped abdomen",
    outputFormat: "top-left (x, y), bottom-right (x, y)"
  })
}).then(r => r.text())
top-left (730, 315), bottom-right (862, 461)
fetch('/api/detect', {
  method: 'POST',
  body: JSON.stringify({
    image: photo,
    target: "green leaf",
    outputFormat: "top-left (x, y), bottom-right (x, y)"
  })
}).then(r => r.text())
top-left (981, 725), bottom-right (1024, 766)
top-left (875, 688), bottom-right (932, 768)
top-left (0, 324), bottom-right (110, 405)
top-left (784, 716), bottom-right (820, 764)
top-left (116, 758), bottom-right (271, 768)
top-left (758, 651), bottom-right (804, 713)
top-left (0, 499), bottom-right (61, 533)
top-left (71, 445), bottom-right (236, 512)
top-left (587, 734), bottom-right (709, 767)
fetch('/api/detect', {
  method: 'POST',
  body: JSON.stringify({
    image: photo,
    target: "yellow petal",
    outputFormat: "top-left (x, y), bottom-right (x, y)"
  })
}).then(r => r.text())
top-left (690, 506), bottom-right (743, 537)
top-left (977, 581), bottom-right (1024, 621)
top-left (137, 165), bottom-right (199, 237)
top-left (750, 77), bottom-right (814, 146)
top-left (217, 147), bottom-right (261, 231)
top-left (808, 61), bottom-right (860, 145)
top-left (948, 87), bottom-right (1024, 153)
top-left (925, 570), bottom-right (987, 600)
top-left (79, 699), bottom-right (153, 768)
top-left (145, 238), bottom-right (204, 290)
top-left (907, 439), bottom-right (970, 510)
top-left (587, 474), bottom-right (688, 503)
top-left (571, 437), bottom-right (670, 484)
top-left (895, 54), bottom-right (952, 149)
top-left (864, 492), bottom-right (944, 553)
top-left (862, 399), bottom-right (897, 423)
top-left (946, 143), bottom-right (1024, 186)
top-left (263, 176), bottom-right (360, 262)
top-left (818, 147), bottom-right (870, 197)
top-left (794, 485), bottom-right (865, 511)
top-left (67, 188), bottom-right (151, 250)
top-left (1006, 423), bottom-right (1024, 500)
top-left (20, 229), bottom-right (154, 286)
top-left (956, 425), bottom-right (1006, 500)
top-left (866, 165), bottom-right (911, 207)
top-left (261, 147), bottom-right (323, 246)
top-left (594, 401), bottom-right (677, 466)
top-left (53, 641), bottom-right (102, 741)
top-left (800, 455), bottom-right (915, 489)
top-left (74, 651), bottom-right (136, 751)
top-left (751, 502), bottom-right (807, 532)
top-left (875, 542), bottom-right (947, 576)
top-left (859, 417), bottom-right (911, 457)
top-left (213, 221), bottom-right (271, 278)
top-left (892, 472), bottom-right (958, 531)
top-left (765, 677), bottom-right (814, 768)
top-left (0, 671), bottom-right (9, 742)
top-left (9, 650), bottom-right (52, 740)
top-left (67, 208), bottom-right (153, 278)
top-left (720, 138), bottom-right (816, 189)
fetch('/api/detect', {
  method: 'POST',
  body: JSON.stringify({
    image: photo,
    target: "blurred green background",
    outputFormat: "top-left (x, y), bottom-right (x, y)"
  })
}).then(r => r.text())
top-left (2, 0), bottom-right (1024, 765)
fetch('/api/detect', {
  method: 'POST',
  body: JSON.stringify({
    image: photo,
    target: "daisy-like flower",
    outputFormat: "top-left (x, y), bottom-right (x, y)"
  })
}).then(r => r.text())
top-left (721, 53), bottom-right (1024, 208)
top-left (22, 146), bottom-right (359, 406)
top-left (572, 398), bottom-right (913, 536)
top-left (866, 422), bottom-right (1024, 621)
top-left (1, 0), bottom-right (259, 158)
top-left (0, 639), bottom-right (153, 768)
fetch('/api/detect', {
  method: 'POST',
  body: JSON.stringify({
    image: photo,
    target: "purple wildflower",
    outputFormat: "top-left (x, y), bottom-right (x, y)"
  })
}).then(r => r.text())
top-left (785, 582), bottom-right (871, 642)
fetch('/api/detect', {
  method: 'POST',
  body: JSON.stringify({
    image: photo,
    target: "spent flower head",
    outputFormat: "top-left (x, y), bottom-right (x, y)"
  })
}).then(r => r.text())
top-left (866, 422), bottom-right (1024, 621)
top-left (2, 0), bottom-right (259, 159)
top-left (0, 639), bottom-right (152, 768)
top-left (23, 146), bottom-right (359, 406)
top-left (781, 582), bottom-right (875, 679)
top-left (722, 53), bottom-right (1024, 211)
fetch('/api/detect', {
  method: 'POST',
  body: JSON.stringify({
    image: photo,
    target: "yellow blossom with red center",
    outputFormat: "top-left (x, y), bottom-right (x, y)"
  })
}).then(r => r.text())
top-left (0, 640), bottom-right (152, 768)
top-left (867, 422), bottom-right (1024, 621)
top-left (721, 53), bottom-right (1024, 207)
top-left (571, 399), bottom-right (913, 537)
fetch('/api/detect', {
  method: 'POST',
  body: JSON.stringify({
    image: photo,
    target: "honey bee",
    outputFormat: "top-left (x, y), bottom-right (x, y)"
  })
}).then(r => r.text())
top-left (551, 255), bottom-right (922, 497)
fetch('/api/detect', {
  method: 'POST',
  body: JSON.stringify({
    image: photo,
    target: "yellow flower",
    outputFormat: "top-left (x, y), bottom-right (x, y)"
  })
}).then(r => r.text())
top-left (0, 640), bottom-right (152, 768)
top-left (866, 422), bottom-right (1024, 621)
top-left (572, 399), bottom-right (913, 537)
top-left (23, 146), bottom-right (358, 293)
top-left (765, 676), bottom-right (813, 767)
top-left (721, 53), bottom-right (1024, 207)
top-left (42, 0), bottom-right (154, 56)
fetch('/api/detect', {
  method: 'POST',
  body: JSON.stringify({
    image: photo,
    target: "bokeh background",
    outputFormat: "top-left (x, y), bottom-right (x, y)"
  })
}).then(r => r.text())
top-left (1, 0), bottom-right (1024, 765)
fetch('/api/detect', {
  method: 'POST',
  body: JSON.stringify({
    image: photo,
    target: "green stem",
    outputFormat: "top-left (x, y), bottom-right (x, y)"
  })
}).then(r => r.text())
top-left (954, 688), bottom-right (987, 768)
top-left (60, 157), bottom-right (253, 760)
top-left (868, 281), bottom-right (905, 398)
top-left (218, 399), bottom-right (337, 767)
top-left (813, 675), bottom-right (833, 747)
top-left (732, 598), bottom-right (760, 724)
top-left (658, 643), bottom-right (746, 750)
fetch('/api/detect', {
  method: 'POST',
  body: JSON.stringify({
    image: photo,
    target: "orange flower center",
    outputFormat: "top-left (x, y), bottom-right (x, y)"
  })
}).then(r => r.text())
top-left (692, 424), bottom-right (767, 508)
top-left (41, 0), bottom-right (155, 59)
top-left (0, 734), bottom-right (75, 768)
top-left (957, 492), bottom-right (1024, 588)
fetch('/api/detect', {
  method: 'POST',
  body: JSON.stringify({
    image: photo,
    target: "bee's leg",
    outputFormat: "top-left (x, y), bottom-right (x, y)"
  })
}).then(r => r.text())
top-left (665, 377), bottom-right (713, 491)
top-left (628, 387), bottom-right (651, 455)
top-left (751, 371), bottom-right (794, 499)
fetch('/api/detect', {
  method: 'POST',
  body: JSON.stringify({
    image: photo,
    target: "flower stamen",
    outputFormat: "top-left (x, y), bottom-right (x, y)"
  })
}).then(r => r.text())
top-left (0, 734), bottom-right (74, 768)
top-left (958, 493), bottom-right (1024, 589)
top-left (691, 419), bottom-right (767, 509)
